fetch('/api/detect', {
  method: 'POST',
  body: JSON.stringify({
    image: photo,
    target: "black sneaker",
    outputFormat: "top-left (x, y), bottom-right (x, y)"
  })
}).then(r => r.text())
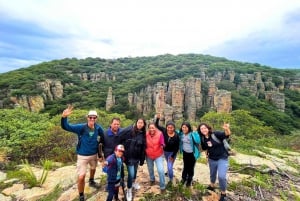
top-left (206, 185), bottom-right (216, 191)
top-left (186, 181), bottom-right (192, 187)
top-left (89, 179), bottom-right (100, 188)
top-left (219, 193), bottom-right (227, 201)
top-left (79, 195), bottom-right (85, 201)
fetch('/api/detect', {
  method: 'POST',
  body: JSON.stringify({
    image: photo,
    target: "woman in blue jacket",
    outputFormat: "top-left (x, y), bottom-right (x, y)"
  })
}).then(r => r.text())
top-left (178, 122), bottom-right (200, 187)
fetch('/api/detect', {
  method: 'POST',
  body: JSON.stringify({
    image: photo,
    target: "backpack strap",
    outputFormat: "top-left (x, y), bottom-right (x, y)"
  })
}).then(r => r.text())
top-left (211, 133), bottom-right (231, 151)
top-left (211, 134), bottom-right (221, 143)
top-left (77, 124), bottom-right (87, 151)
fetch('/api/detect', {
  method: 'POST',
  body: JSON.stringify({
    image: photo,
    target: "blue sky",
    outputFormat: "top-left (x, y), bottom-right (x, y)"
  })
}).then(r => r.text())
top-left (1, 0), bottom-right (300, 73)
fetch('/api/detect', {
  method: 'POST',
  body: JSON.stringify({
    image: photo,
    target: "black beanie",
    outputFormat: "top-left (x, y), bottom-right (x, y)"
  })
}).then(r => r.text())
top-left (166, 121), bottom-right (175, 128)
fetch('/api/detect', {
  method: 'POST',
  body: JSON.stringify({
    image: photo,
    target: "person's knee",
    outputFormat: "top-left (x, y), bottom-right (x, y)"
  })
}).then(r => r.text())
top-left (78, 174), bottom-right (86, 182)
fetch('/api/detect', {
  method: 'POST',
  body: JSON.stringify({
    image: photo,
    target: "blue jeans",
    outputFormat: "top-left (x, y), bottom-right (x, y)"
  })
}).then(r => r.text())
top-left (208, 158), bottom-right (229, 191)
top-left (146, 155), bottom-right (166, 189)
top-left (164, 151), bottom-right (177, 181)
top-left (126, 163), bottom-right (138, 188)
top-left (106, 179), bottom-right (120, 201)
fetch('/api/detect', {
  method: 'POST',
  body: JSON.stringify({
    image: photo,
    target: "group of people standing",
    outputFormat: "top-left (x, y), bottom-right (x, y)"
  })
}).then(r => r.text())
top-left (61, 105), bottom-right (231, 201)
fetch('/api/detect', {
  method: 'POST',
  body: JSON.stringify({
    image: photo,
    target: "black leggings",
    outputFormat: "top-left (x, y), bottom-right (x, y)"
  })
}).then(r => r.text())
top-left (182, 151), bottom-right (196, 183)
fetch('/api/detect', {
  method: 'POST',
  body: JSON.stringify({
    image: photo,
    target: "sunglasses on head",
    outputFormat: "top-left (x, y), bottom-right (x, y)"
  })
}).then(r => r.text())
top-left (88, 116), bottom-right (97, 120)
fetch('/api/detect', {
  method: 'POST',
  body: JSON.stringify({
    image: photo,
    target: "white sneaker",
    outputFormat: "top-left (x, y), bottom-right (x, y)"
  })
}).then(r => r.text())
top-left (132, 182), bottom-right (140, 190)
top-left (126, 188), bottom-right (132, 201)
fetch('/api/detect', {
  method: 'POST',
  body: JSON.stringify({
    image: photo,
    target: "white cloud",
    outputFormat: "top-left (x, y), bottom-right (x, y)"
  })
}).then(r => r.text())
top-left (1, 0), bottom-right (300, 72)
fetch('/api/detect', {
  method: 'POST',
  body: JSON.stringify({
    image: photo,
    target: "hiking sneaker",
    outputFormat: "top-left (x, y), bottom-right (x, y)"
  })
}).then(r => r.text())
top-left (132, 182), bottom-right (140, 190)
top-left (167, 180), bottom-right (173, 187)
top-left (126, 188), bottom-right (132, 201)
top-left (219, 193), bottom-right (227, 201)
top-left (150, 180), bottom-right (155, 186)
top-left (206, 185), bottom-right (216, 192)
top-left (186, 181), bottom-right (192, 187)
top-left (89, 179), bottom-right (100, 188)
top-left (79, 195), bottom-right (85, 201)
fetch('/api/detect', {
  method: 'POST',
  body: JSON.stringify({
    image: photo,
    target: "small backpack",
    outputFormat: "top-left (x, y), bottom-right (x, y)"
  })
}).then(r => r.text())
top-left (211, 134), bottom-right (235, 156)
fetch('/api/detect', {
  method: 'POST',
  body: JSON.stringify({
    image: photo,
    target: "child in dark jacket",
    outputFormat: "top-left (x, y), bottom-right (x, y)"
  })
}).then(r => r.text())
top-left (103, 145), bottom-right (125, 201)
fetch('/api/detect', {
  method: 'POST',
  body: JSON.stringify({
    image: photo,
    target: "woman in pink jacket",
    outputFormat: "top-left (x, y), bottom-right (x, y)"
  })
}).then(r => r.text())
top-left (145, 122), bottom-right (166, 192)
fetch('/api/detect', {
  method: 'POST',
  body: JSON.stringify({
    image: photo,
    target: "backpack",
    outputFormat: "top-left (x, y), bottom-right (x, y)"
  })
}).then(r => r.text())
top-left (211, 134), bottom-right (235, 156)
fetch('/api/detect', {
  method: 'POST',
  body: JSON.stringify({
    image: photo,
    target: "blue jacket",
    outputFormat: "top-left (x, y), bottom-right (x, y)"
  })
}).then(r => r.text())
top-left (178, 131), bottom-right (201, 160)
top-left (61, 117), bottom-right (104, 156)
top-left (105, 153), bottom-right (125, 183)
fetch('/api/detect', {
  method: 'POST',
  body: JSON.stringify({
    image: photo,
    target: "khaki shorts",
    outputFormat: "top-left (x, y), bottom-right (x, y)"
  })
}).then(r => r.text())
top-left (77, 154), bottom-right (98, 176)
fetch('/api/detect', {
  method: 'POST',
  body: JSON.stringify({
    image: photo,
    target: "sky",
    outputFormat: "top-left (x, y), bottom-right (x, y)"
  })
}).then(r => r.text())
top-left (1, 0), bottom-right (300, 73)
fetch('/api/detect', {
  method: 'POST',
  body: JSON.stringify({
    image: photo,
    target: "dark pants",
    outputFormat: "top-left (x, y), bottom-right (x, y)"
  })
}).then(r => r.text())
top-left (106, 179), bottom-right (120, 201)
top-left (182, 151), bottom-right (196, 185)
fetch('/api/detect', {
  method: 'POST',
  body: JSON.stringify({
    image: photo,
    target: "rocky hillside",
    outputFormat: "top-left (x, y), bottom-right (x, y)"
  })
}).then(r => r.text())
top-left (0, 54), bottom-right (299, 134)
top-left (1, 148), bottom-right (299, 201)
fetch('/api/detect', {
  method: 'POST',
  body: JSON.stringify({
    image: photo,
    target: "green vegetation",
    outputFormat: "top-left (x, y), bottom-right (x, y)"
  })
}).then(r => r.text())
top-left (0, 53), bottom-right (299, 200)
top-left (7, 159), bottom-right (52, 188)
top-left (0, 54), bottom-right (299, 136)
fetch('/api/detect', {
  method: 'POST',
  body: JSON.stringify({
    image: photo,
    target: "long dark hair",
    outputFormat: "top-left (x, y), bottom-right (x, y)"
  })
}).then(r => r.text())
top-left (179, 122), bottom-right (192, 133)
top-left (132, 118), bottom-right (146, 136)
top-left (197, 123), bottom-right (213, 136)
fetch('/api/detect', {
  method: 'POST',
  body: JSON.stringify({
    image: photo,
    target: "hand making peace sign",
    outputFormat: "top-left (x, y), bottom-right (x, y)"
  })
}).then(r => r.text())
top-left (62, 104), bottom-right (74, 118)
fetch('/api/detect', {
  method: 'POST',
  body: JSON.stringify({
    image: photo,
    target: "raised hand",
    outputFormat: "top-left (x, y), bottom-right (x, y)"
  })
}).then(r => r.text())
top-left (223, 123), bottom-right (231, 136)
top-left (62, 104), bottom-right (74, 118)
top-left (156, 113), bottom-right (161, 119)
top-left (222, 123), bottom-right (230, 130)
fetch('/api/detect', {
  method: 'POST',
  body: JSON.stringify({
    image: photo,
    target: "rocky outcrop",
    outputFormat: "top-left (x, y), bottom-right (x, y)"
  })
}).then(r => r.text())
top-left (214, 90), bottom-right (232, 113)
top-left (9, 79), bottom-right (63, 112)
top-left (105, 87), bottom-right (115, 111)
top-left (10, 95), bottom-right (44, 112)
top-left (154, 82), bottom-right (167, 114)
top-left (265, 92), bottom-right (285, 112)
top-left (128, 78), bottom-right (231, 122)
top-left (289, 81), bottom-right (300, 92)
top-left (207, 80), bottom-right (217, 108)
top-left (76, 72), bottom-right (115, 81)
top-left (169, 80), bottom-right (185, 120)
top-left (37, 79), bottom-right (63, 101)
top-left (185, 78), bottom-right (202, 121)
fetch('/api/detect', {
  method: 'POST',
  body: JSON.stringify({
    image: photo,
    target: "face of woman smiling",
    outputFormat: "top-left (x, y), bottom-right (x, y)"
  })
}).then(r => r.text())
top-left (181, 125), bottom-right (189, 134)
top-left (148, 124), bottom-right (156, 136)
top-left (167, 125), bottom-right (175, 135)
top-left (200, 125), bottom-right (209, 136)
